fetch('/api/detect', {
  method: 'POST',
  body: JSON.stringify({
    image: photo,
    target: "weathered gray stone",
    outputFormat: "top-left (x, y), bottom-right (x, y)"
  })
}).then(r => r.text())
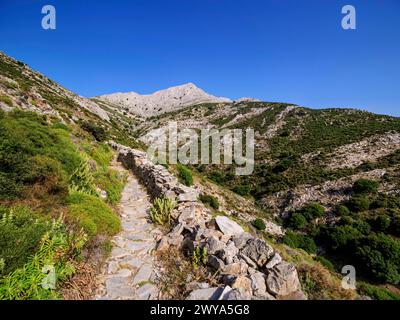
top-left (137, 283), bottom-right (158, 300)
top-left (219, 240), bottom-right (239, 264)
top-left (133, 264), bottom-right (153, 285)
top-left (240, 238), bottom-right (274, 267)
top-left (232, 233), bottom-right (253, 249)
top-left (250, 271), bottom-right (267, 297)
top-left (224, 288), bottom-right (252, 300)
top-left (231, 275), bottom-right (252, 296)
top-left (215, 216), bottom-right (245, 237)
top-left (266, 262), bottom-right (301, 297)
top-left (186, 282), bottom-right (210, 291)
top-left (238, 254), bottom-right (258, 269)
top-left (265, 252), bottom-right (282, 269)
top-left (217, 286), bottom-right (233, 300)
top-left (221, 262), bottom-right (248, 275)
top-left (208, 255), bottom-right (225, 270)
top-left (205, 236), bottom-right (225, 255)
top-left (169, 222), bottom-right (184, 237)
top-left (186, 287), bottom-right (224, 300)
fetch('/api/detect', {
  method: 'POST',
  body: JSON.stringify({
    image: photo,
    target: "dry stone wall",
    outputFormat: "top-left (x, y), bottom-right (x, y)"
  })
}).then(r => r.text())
top-left (109, 142), bottom-right (306, 300)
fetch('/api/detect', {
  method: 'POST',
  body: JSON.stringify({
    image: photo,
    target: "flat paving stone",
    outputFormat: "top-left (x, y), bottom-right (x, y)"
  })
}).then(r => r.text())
top-left (95, 165), bottom-right (161, 300)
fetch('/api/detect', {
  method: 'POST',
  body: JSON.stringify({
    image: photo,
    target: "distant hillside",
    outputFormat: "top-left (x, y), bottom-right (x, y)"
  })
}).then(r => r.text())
top-left (96, 83), bottom-right (231, 117)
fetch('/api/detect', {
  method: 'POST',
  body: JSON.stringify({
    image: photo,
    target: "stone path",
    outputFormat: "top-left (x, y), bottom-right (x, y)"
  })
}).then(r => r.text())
top-left (95, 165), bottom-right (163, 300)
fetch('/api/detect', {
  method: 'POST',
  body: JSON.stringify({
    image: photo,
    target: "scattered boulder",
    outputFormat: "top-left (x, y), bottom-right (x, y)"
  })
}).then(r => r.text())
top-left (266, 262), bottom-right (302, 297)
top-left (221, 262), bottom-right (248, 276)
top-left (219, 240), bottom-right (239, 264)
top-left (186, 287), bottom-right (224, 300)
top-left (240, 238), bottom-right (274, 267)
top-left (205, 236), bottom-right (225, 255)
top-left (208, 255), bottom-right (225, 270)
top-left (215, 216), bottom-right (245, 237)
top-left (232, 233), bottom-right (253, 249)
top-left (231, 275), bottom-right (252, 296)
top-left (265, 252), bottom-right (282, 269)
top-left (224, 288), bottom-right (252, 300)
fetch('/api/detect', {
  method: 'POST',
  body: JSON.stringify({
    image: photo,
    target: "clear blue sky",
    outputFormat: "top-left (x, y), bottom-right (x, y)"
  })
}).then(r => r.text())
top-left (0, 0), bottom-right (399, 116)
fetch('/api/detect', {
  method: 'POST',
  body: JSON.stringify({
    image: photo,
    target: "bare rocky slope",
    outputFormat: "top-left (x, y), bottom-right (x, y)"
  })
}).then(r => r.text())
top-left (96, 83), bottom-right (231, 118)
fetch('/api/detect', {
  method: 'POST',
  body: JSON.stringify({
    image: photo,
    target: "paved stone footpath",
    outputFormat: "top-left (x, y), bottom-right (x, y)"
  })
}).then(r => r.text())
top-left (95, 166), bottom-right (163, 300)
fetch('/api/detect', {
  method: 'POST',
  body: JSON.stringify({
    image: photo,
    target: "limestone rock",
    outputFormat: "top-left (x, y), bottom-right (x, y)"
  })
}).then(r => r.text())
top-left (186, 287), bottom-right (224, 300)
top-left (231, 275), bottom-right (252, 296)
top-left (240, 238), bottom-right (274, 267)
top-left (266, 262), bottom-right (301, 297)
top-left (221, 262), bottom-right (248, 275)
top-left (215, 216), bottom-right (244, 237)
top-left (219, 240), bottom-right (239, 264)
top-left (205, 236), bottom-right (225, 255)
top-left (265, 252), bottom-right (282, 269)
top-left (224, 288), bottom-right (252, 300)
top-left (232, 233), bottom-right (253, 249)
top-left (208, 255), bottom-right (225, 270)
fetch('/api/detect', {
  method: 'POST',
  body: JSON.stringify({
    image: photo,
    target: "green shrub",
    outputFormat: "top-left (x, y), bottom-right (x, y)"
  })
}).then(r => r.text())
top-left (283, 230), bottom-right (317, 254)
top-left (300, 203), bottom-right (325, 221)
top-left (353, 179), bottom-right (379, 194)
top-left (336, 204), bottom-right (350, 216)
top-left (233, 184), bottom-right (251, 196)
top-left (80, 122), bottom-right (108, 142)
top-left (0, 206), bottom-right (51, 275)
top-left (323, 225), bottom-right (362, 251)
top-left (199, 194), bottom-right (219, 209)
top-left (355, 233), bottom-right (400, 284)
top-left (0, 95), bottom-right (13, 107)
top-left (348, 196), bottom-right (370, 212)
top-left (357, 282), bottom-right (400, 300)
top-left (289, 213), bottom-right (308, 229)
top-left (149, 197), bottom-right (175, 225)
top-left (0, 111), bottom-right (82, 199)
top-left (373, 215), bottom-right (390, 231)
top-left (176, 164), bottom-right (193, 187)
top-left (67, 191), bottom-right (120, 238)
top-left (390, 216), bottom-right (400, 236)
top-left (95, 168), bottom-right (125, 205)
top-left (315, 256), bottom-right (335, 272)
top-left (87, 143), bottom-right (113, 168)
top-left (351, 219), bottom-right (371, 235)
top-left (209, 170), bottom-right (225, 185)
top-left (252, 218), bottom-right (266, 231)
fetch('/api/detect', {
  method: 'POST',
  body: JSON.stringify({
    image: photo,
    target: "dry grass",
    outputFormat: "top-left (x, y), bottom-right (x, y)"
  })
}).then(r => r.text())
top-left (155, 247), bottom-right (219, 299)
top-left (61, 262), bottom-right (98, 300)
top-left (297, 262), bottom-right (357, 300)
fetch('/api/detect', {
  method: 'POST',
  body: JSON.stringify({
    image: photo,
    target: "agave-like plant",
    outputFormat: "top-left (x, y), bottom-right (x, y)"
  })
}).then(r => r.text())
top-left (149, 197), bottom-right (175, 225)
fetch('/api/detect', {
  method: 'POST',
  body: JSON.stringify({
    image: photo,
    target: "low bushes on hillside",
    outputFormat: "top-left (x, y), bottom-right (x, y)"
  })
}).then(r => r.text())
top-left (67, 191), bottom-right (120, 238)
top-left (176, 164), bottom-right (193, 187)
top-left (0, 206), bottom-right (51, 275)
top-left (199, 194), bottom-right (219, 209)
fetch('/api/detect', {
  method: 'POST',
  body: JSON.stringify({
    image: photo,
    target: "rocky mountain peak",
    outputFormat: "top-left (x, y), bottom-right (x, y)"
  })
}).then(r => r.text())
top-left (96, 83), bottom-right (232, 117)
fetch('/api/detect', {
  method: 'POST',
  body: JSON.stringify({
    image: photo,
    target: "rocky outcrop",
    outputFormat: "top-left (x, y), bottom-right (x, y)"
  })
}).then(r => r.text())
top-left (97, 83), bottom-right (231, 118)
top-left (110, 142), bottom-right (306, 300)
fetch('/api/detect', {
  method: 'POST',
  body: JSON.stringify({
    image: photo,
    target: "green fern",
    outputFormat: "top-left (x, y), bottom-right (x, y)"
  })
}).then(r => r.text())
top-left (0, 216), bottom-right (87, 300)
top-left (68, 158), bottom-right (97, 196)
